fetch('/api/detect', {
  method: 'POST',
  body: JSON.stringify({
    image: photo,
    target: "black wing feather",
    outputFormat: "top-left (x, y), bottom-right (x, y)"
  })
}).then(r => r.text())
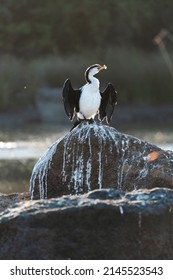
top-left (62, 79), bottom-right (80, 121)
top-left (99, 83), bottom-right (117, 123)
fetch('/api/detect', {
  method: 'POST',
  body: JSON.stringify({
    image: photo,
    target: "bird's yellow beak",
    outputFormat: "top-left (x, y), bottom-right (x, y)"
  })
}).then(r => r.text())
top-left (99, 65), bottom-right (107, 71)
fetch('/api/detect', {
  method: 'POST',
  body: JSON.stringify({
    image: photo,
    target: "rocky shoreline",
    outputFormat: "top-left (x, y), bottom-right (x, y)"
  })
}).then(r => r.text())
top-left (0, 119), bottom-right (173, 260)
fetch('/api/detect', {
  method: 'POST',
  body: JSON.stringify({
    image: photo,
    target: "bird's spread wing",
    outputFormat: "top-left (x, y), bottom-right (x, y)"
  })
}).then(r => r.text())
top-left (99, 83), bottom-right (117, 123)
top-left (62, 79), bottom-right (80, 121)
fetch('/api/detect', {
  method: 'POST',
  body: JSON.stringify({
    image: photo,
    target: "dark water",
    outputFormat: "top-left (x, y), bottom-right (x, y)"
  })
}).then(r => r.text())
top-left (0, 123), bottom-right (173, 194)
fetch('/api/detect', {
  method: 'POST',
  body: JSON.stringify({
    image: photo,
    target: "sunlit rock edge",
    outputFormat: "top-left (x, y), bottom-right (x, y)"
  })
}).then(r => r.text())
top-left (1, 188), bottom-right (173, 217)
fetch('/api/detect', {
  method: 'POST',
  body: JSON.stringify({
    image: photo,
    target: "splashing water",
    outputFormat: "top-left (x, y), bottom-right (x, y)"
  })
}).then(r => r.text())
top-left (29, 139), bottom-right (60, 199)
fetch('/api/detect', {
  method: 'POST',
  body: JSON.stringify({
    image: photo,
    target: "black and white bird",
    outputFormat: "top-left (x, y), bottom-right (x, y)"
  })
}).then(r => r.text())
top-left (62, 64), bottom-right (117, 129)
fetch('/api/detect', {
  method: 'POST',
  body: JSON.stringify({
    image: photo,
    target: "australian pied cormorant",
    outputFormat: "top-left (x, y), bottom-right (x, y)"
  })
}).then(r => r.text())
top-left (62, 64), bottom-right (117, 128)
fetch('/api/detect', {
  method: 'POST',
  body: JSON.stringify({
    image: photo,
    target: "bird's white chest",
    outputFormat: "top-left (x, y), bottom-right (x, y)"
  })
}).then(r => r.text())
top-left (79, 83), bottom-right (101, 119)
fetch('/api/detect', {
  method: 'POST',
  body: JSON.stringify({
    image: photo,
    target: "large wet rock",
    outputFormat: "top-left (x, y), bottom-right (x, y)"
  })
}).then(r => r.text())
top-left (0, 188), bottom-right (173, 260)
top-left (30, 122), bottom-right (173, 199)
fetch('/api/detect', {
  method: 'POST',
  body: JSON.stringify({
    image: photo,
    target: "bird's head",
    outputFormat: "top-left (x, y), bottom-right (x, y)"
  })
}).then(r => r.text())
top-left (85, 64), bottom-right (107, 83)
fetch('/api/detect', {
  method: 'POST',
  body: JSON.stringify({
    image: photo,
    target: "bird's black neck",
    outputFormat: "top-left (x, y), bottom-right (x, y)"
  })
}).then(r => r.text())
top-left (85, 68), bottom-right (92, 84)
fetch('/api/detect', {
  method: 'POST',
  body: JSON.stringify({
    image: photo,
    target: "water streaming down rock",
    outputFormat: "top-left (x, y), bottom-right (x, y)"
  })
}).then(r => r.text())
top-left (30, 140), bottom-right (59, 199)
top-left (30, 122), bottom-right (173, 199)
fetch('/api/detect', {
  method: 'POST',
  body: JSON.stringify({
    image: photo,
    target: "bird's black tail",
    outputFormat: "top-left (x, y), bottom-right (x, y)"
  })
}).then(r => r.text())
top-left (70, 119), bottom-right (82, 131)
top-left (70, 118), bottom-right (94, 131)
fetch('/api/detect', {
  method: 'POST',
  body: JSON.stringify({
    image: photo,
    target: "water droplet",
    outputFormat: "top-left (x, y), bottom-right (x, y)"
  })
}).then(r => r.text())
top-left (119, 205), bottom-right (124, 214)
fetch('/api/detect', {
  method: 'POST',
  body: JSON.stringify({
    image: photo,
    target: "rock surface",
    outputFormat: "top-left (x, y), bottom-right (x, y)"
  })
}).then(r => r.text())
top-left (30, 122), bottom-right (173, 199)
top-left (0, 192), bottom-right (29, 212)
top-left (0, 188), bottom-right (173, 260)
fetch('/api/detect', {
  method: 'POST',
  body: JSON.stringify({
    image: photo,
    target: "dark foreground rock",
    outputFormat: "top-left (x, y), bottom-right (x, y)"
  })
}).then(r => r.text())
top-left (0, 188), bottom-right (173, 260)
top-left (30, 122), bottom-right (173, 199)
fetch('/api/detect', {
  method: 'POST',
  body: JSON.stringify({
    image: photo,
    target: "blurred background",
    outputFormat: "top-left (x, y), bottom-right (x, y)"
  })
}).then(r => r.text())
top-left (0, 0), bottom-right (173, 194)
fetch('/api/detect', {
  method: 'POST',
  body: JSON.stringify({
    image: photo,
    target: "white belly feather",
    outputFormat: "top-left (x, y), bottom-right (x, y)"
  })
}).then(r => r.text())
top-left (78, 84), bottom-right (101, 119)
